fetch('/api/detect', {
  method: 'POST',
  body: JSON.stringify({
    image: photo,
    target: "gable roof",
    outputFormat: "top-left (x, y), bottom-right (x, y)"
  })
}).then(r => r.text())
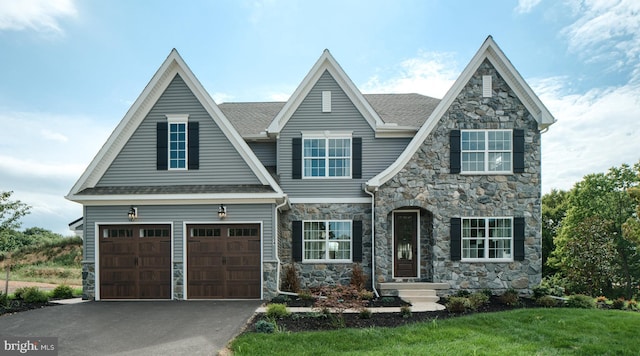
top-left (367, 36), bottom-right (556, 189)
top-left (221, 94), bottom-right (440, 139)
top-left (266, 49), bottom-right (389, 135)
top-left (66, 49), bottom-right (284, 202)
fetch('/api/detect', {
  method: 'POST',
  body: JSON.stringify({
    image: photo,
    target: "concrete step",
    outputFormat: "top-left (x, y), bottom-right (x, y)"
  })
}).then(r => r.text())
top-left (401, 295), bottom-right (440, 304)
top-left (398, 289), bottom-right (438, 297)
top-left (378, 282), bottom-right (449, 292)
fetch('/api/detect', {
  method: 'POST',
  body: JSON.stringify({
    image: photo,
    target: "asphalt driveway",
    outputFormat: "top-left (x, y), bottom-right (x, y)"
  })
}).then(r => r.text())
top-left (0, 300), bottom-right (262, 355)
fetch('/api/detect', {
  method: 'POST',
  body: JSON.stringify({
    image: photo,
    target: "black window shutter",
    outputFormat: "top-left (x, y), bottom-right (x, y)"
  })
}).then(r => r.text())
top-left (450, 130), bottom-right (461, 173)
top-left (513, 129), bottom-right (525, 173)
top-left (450, 218), bottom-right (461, 261)
top-left (292, 138), bottom-right (302, 179)
top-left (292, 220), bottom-right (303, 262)
top-left (352, 137), bottom-right (362, 179)
top-left (188, 122), bottom-right (199, 170)
top-left (514, 217), bottom-right (525, 261)
top-left (156, 122), bottom-right (168, 170)
top-left (352, 220), bottom-right (363, 262)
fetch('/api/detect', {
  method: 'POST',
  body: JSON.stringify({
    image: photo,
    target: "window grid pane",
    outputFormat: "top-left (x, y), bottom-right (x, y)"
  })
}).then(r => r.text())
top-left (462, 218), bottom-right (512, 260)
top-left (169, 123), bottom-right (187, 169)
top-left (304, 220), bottom-right (352, 261)
top-left (303, 137), bottom-right (351, 177)
top-left (461, 130), bottom-right (512, 173)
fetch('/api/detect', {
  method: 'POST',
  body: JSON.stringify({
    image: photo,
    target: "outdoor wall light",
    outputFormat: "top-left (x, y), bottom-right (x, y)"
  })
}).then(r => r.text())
top-left (218, 204), bottom-right (227, 219)
top-left (128, 206), bottom-right (138, 221)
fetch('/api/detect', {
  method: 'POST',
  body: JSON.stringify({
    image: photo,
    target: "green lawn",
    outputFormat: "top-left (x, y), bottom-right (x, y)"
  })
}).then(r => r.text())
top-left (231, 308), bottom-right (640, 355)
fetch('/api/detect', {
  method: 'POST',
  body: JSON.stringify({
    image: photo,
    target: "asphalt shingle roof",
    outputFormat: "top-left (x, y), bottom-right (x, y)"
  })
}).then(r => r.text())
top-left (219, 93), bottom-right (441, 137)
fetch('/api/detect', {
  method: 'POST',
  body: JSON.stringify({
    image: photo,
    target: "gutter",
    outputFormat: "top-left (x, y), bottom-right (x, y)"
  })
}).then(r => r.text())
top-left (363, 184), bottom-right (380, 298)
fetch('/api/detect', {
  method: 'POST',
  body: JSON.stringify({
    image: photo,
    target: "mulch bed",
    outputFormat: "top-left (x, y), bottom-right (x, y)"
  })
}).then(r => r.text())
top-left (1, 300), bottom-right (59, 317)
top-left (247, 295), bottom-right (537, 333)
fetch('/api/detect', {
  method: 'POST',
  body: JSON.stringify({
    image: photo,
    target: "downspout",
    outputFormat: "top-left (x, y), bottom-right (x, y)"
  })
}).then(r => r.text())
top-left (274, 195), bottom-right (298, 296)
top-left (364, 185), bottom-right (380, 298)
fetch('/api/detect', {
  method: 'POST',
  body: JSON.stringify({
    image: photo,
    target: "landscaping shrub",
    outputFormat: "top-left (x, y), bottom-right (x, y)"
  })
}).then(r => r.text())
top-left (314, 285), bottom-right (367, 314)
top-left (298, 290), bottom-right (314, 301)
top-left (446, 297), bottom-right (470, 314)
top-left (358, 308), bottom-right (372, 319)
top-left (359, 290), bottom-right (374, 300)
top-left (400, 305), bottom-right (412, 318)
top-left (380, 296), bottom-right (395, 304)
top-left (626, 299), bottom-right (638, 311)
top-left (254, 320), bottom-right (276, 333)
top-left (0, 292), bottom-right (8, 307)
top-left (468, 292), bottom-right (489, 310)
top-left (266, 303), bottom-right (290, 319)
top-left (281, 264), bottom-right (300, 293)
top-left (455, 290), bottom-right (471, 297)
top-left (532, 284), bottom-right (551, 300)
top-left (536, 295), bottom-right (559, 308)
top-left (499, 289), bottom-right (520, 306)
top-left (271, 295), bottom-right (290, 304)
top-left (539, 275), bottom-right (566, 297)
top-left (612, 298), bottom-right (626, 310)
top-left (350, 264), bottom-right (365, 290)
top-left (51, 284), bottom-right (74, 299)
top-left (14, 287), bottom-right (49, 303)
top-left (481, 289), bottom-right (493, 298)
top-left (567, 294), bottom-right (595, 309)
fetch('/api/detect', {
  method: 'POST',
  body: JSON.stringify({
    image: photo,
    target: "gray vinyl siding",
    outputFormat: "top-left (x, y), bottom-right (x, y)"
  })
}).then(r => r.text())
top-left (98, 74), bottom-right (262, 187)
top-left (84, 204), bottom-right (275, 262)
top-left (248, 142), bottom-right (276, 167)
top-left (279, 70), bottom-right (411, 198)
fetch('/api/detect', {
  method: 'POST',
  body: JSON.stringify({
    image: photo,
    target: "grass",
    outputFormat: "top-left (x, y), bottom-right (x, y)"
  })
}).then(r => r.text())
top-left (231, 308), bottom-right (640, 355)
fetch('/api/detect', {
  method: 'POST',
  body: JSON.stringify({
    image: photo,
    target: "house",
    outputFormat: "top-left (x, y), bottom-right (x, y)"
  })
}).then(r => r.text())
top-left (66, 36), bottom-right (555, 301)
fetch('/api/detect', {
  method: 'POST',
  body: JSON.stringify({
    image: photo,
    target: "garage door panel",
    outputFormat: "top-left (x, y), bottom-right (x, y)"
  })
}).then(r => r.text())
top-left (99, 224), bottom-right (171, 300)
top-left (187, 224), bottom-right (261, 299)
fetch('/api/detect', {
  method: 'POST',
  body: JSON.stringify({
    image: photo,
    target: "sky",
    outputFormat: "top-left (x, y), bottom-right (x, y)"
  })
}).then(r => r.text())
top-left (0, 0), bottom-right (639, 236)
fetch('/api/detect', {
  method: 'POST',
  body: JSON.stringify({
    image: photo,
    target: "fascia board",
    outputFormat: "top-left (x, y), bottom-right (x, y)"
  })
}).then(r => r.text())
top-left (65, 193), bottom-right (284, 206)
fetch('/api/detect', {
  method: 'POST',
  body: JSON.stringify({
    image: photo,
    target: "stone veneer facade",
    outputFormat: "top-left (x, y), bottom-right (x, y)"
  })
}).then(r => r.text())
top-left (278, 203), bottom-right (373, 290)
top-left (375, 59), bottom-right (542, 295)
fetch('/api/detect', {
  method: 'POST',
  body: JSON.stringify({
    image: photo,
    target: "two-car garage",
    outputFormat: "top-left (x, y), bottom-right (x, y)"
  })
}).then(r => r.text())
top-left (98, 223), bottom-right (261, 300)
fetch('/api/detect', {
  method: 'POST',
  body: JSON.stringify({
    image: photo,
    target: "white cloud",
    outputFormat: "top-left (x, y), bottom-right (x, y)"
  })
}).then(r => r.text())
top-left (534, 77), bottom-right (640, 192)
top-left (515, 0), bottom-right (542, 14)
top-left (361, 51), bottom-right (459, 98)
top-left (211, 92), bottom-right (235, 104)
top-left (0, 0), bottom-right (77, 34)
top-left (40, 129), bottom-right (69, 143)
top-left (561, 0), bottom-right (640, 82)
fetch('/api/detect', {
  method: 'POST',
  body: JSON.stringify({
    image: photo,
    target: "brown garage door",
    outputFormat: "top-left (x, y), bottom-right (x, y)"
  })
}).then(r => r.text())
top-left (99, 225), bottom-right (171, 299)
top-left (187, 224), bottom-right (261, 299)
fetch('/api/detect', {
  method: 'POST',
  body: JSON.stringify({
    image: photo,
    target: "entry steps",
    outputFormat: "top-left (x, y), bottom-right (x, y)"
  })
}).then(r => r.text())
top-left (377, 282), bottom-right (449, 310)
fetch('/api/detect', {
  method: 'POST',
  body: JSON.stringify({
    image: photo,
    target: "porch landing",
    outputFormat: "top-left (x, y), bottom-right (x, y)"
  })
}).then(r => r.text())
top-left (378, 282), bottom-right (449, 311)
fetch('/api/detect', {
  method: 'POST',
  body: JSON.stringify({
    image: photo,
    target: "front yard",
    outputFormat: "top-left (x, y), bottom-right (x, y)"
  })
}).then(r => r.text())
top-left (231, 308), bottom-right (640, 355)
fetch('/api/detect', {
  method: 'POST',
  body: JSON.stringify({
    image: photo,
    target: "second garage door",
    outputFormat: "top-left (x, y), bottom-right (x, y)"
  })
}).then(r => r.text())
top-left (187, 224), bottom-right (261, 299)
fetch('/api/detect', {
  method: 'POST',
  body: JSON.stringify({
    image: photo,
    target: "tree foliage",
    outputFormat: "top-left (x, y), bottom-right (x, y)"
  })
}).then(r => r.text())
top-left (541, 189), bottom-right (568, 276)
top-left (547, 161), bottom-right (640, 298)
top-left (0, 191), bottom-right (30, 232)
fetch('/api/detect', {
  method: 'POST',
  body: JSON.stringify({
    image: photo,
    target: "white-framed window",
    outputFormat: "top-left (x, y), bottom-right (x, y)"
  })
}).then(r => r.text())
top-left (303, 135), bottom-right (351, 178)
top-left (169, 122), bottom-right (187, 170)
top-left (303, 220), bottom-right (352, 262)
top-left (462, 217), bottom-right (513, 261)
top-left (461, 130), bottom-right (512, 173)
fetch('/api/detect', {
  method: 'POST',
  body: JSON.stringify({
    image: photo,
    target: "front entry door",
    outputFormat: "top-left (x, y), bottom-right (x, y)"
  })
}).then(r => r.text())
top-left (394, 211), bottom-right (418, 278)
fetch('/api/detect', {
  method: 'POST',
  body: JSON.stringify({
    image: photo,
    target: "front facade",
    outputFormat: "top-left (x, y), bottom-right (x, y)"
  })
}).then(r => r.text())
top-left (67, 37), bottom-right (555, 300)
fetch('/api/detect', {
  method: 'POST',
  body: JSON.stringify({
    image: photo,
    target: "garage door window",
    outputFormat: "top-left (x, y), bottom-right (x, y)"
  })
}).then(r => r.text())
top-left (140, 228), bottom-right (170, 237)
top-left (103, 228), bottom-right (133, 238)
top-left (190, 228), bottom-right (221, 237)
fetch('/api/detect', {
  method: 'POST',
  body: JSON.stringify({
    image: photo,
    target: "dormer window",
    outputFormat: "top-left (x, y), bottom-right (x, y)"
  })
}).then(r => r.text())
top-left (156, 114), bottom-right (199, 171)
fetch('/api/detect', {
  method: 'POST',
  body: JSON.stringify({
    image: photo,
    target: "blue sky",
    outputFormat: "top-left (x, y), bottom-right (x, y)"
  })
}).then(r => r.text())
top-left (1, 0), bottom-right (639, 235)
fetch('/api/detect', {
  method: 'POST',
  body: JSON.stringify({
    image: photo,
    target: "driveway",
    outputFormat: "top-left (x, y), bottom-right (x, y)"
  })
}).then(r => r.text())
top-left (0, 300), bottom-right (262, 355)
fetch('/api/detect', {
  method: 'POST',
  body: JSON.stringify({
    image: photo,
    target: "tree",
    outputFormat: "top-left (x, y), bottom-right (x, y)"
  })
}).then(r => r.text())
top-left (549, 162), bottom-right (640, 298)
top-left (0, 191), bottom-right (30, 232)
top-left (541, 189), bottom-right (568, 276)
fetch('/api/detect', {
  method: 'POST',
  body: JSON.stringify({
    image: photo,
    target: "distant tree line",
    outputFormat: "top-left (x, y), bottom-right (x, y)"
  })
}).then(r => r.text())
top-left (543, 161), bottom-right (640, 299)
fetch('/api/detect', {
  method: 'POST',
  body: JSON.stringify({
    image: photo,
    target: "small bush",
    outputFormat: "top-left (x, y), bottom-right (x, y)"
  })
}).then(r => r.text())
top-left (271, 295), bottom-right (290, 304)
top-left (254, 320), bottom-right (276, 333)
top-left (380, 296), bottom-right (395, 304)
top-left (455, 290), bottom-right (471, 297)
top-left (298, 290), bottom-right (314, 300)
top-left (532, 284), bottom-right (551, 300)
top-left (265, 303), bottom-right (290, 319)
top-left (359, 290), bottom-right (374, 300)
top-left (359, 308), bottom-right (372, 319)
top-left (539, 275), bottom-right (566, 297)
top-left (596, 296), bottom-right (608, 303)
top-left (51, 284), bottom-right (74, 299)
top-left (499, 289), bottom-right (520, 306)
top-left (536, 295), bottom-right (559, 308)
top-left (0, 292), bottom-right (8, 307)
top-left (567, 294), bottom-right (595, 309)
top-left (481, 289), bottom-right (493, 298)
top-left (350, 264), bottom-right (366, 290)
top-left (446, 297), bottom-right (470, 314)
top-left (400, 305), bottom-right (412, 318)
top-left (612, 298), bottom-right (626, 310)
top-left (468, 292), bottom-right (489, 310)
top-left (15, 287), bottom-right (49, 303)
top-left (281, 264), bottom-right (300, 293)
top-left (626, 299), bottom-right (638, 311)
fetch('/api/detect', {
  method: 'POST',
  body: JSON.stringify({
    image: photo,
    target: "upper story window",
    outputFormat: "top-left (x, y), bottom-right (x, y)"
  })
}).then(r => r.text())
top-left (303, 135), bottom-right (351, 178)
top-left (169, 122), bottom-right (187, 169)
top-left (462, 217), bottom-right (512, 261)
top-left (303, 220), bottom-right (352, 262)
top-left (461, 130), bottom-right (512, 173)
